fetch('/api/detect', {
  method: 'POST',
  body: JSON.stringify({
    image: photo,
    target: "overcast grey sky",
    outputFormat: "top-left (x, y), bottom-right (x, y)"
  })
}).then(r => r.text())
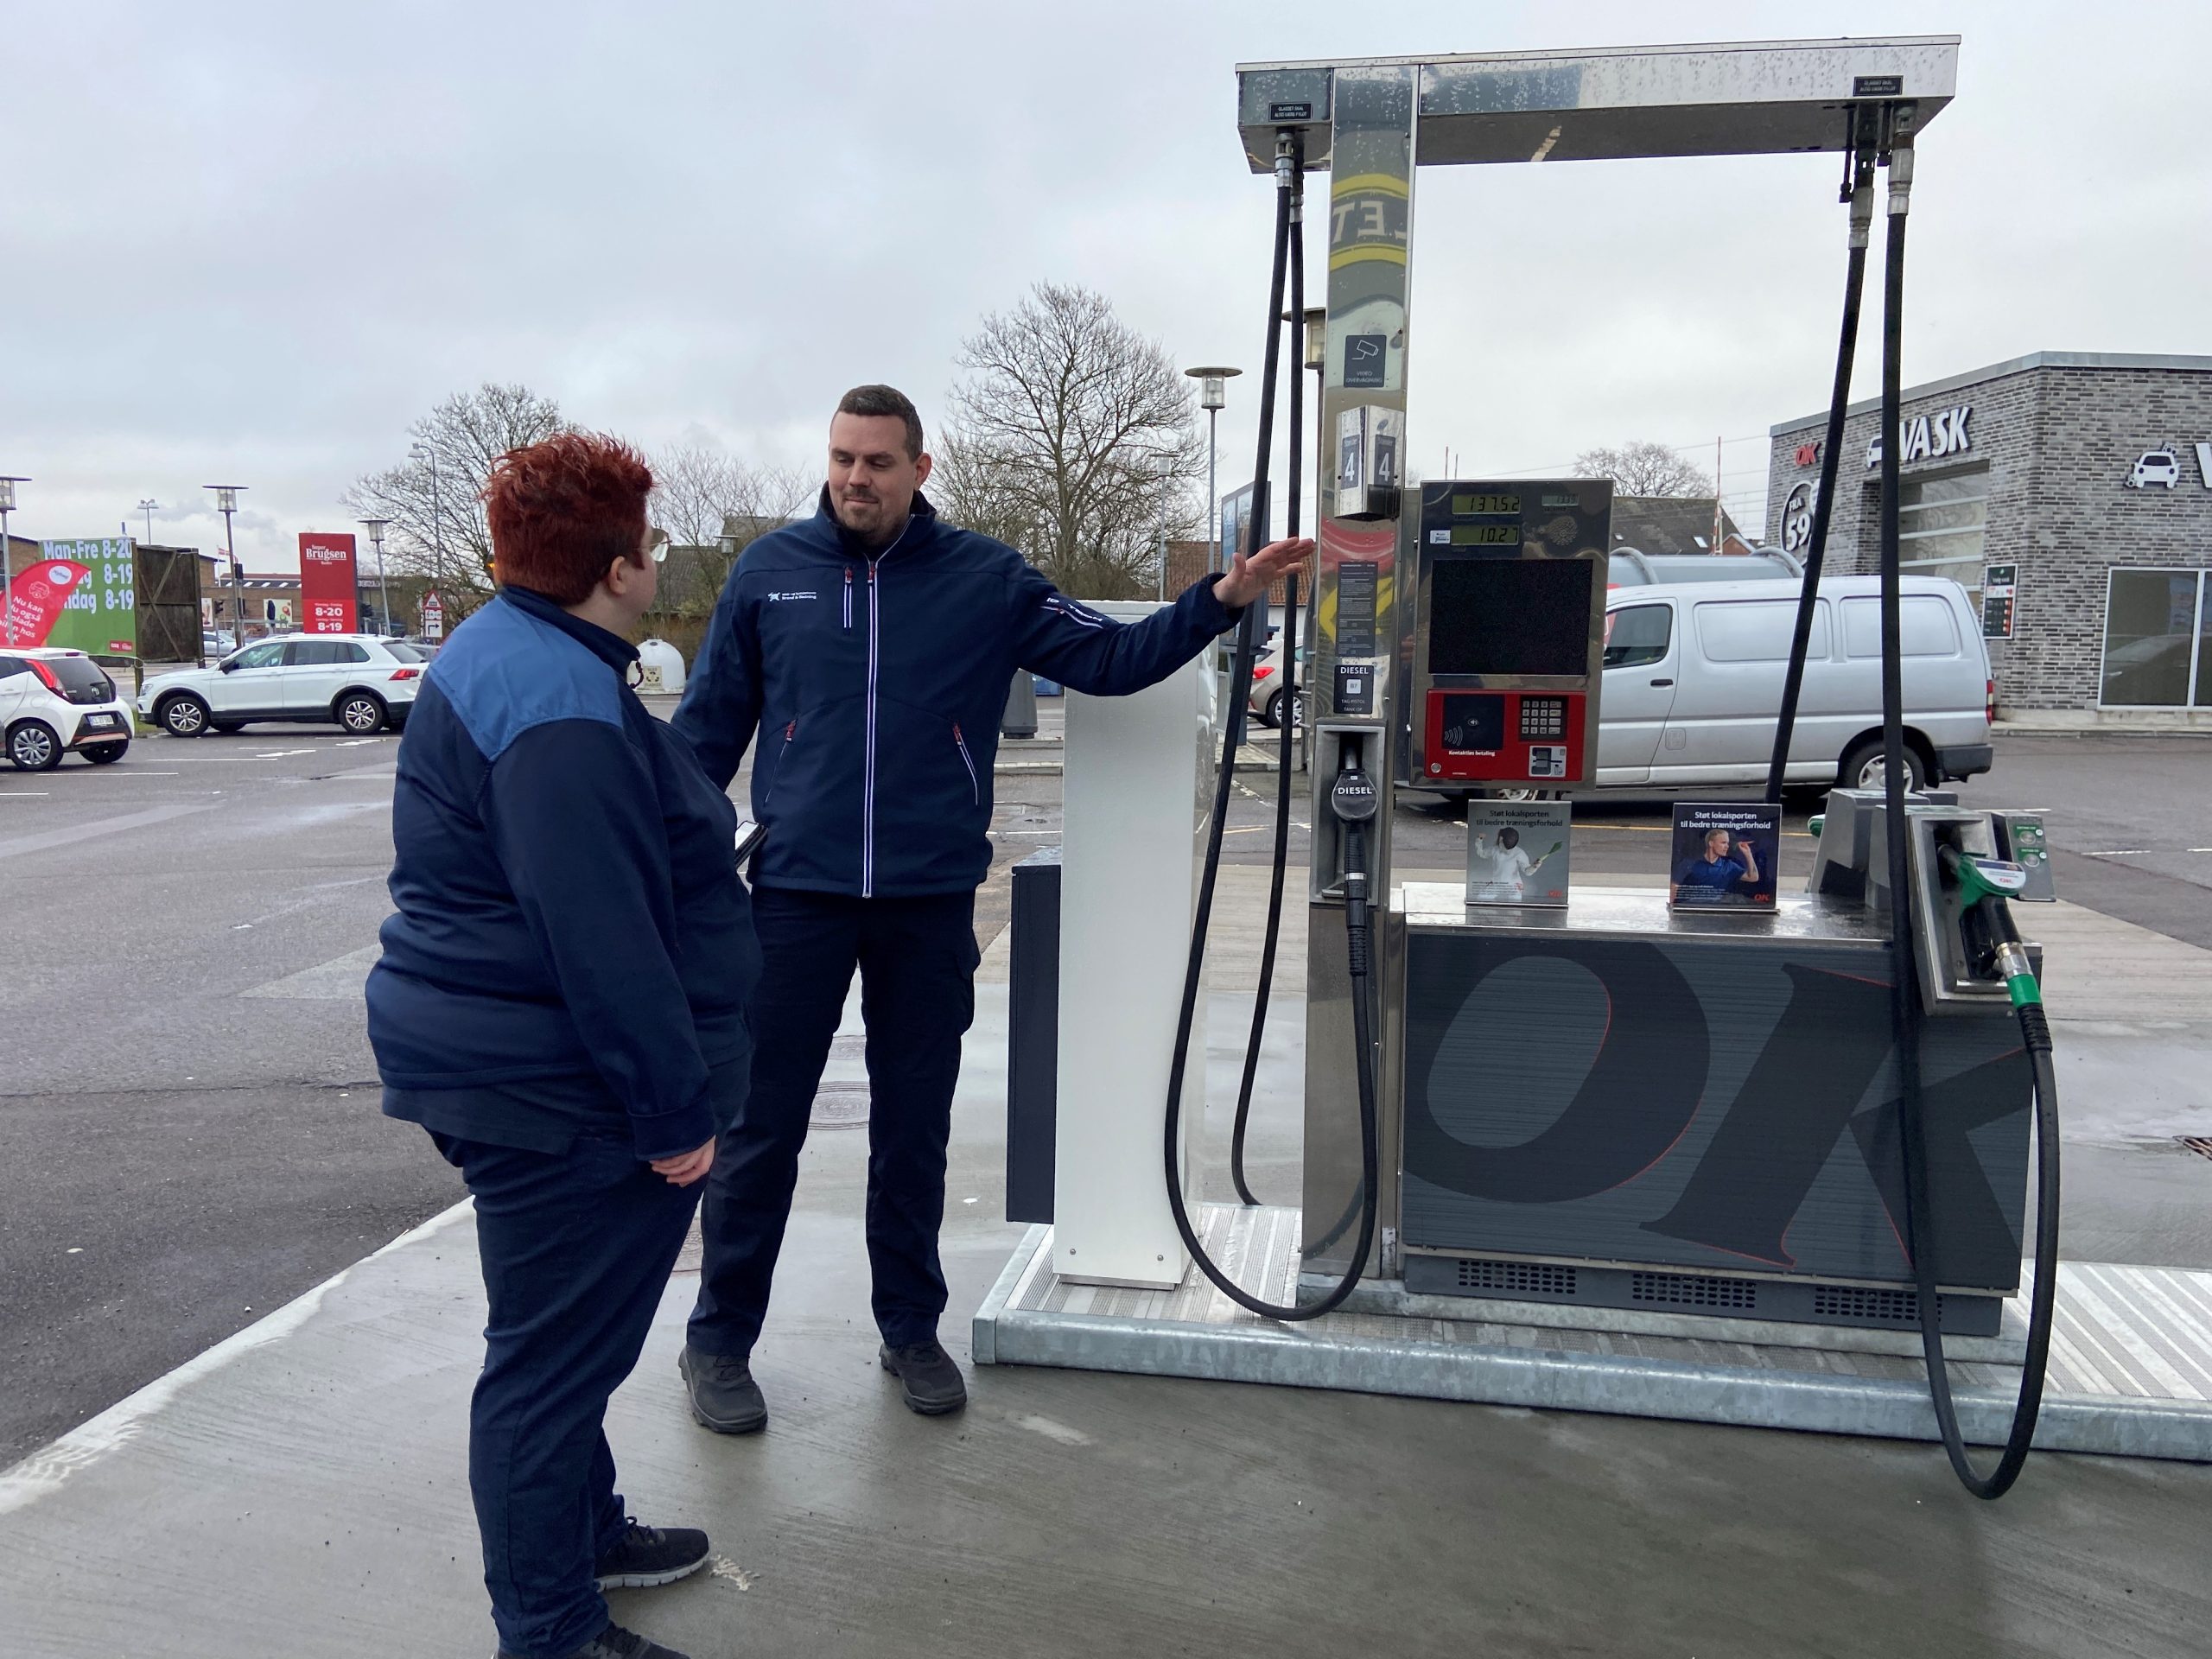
top-left (6, 0), bottom-right (2207, 569)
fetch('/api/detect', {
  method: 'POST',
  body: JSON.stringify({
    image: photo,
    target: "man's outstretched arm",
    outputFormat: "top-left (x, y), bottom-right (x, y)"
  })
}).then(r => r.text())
top-left (1012, 537), bottom-right (1312, 696)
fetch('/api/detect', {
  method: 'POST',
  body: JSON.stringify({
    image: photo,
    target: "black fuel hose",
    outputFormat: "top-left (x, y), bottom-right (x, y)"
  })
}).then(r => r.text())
top-left (1875, 141), bottom-right (2061, 1499)
top-left (1766, 111), bottom-right (1877, 804)
top-left (1162, 132), bottom-right (1382, 1321)
top-left (1229, 168), bottom-right (1307, 1209)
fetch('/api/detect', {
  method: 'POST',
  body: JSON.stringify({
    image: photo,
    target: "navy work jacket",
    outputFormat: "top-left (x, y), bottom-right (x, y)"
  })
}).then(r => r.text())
top-left (368, 587), bottom-right (760, 1159)
top-left (676, 489), bottom-right (1243, 897)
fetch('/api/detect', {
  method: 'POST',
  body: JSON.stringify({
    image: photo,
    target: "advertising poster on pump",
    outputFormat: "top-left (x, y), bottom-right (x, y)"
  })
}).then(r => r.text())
top-left (1466, 799), bottom-right (1572, 906)
top-left (1669, 802), bottom-right (1782, 910)
top-left (15, 539), bottom-right (137, 655)
top-left (298, 532), bottom-right (359, 634)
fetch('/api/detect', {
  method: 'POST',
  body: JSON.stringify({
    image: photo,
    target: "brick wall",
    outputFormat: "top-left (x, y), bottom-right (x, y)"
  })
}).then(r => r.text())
top-left (1769, 361), bottom-right (2212, 713)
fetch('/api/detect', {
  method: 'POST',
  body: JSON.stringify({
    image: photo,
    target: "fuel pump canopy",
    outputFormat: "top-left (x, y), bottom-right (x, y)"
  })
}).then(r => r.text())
top-left (1236, 36), bottom-right (1959, 172)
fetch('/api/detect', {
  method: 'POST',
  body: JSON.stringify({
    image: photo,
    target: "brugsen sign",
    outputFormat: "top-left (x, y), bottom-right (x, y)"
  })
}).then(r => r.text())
top-left (1866, 404), bottom-right (1973, 469)
top-left (299, 532), bottom-right (359, 634)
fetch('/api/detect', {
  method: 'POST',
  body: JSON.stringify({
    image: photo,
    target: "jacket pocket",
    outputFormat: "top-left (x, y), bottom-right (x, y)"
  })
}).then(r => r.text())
top-left (763, 719), bottom-right (798, 805)
top-left (952, 722), bottom-right (980, 806)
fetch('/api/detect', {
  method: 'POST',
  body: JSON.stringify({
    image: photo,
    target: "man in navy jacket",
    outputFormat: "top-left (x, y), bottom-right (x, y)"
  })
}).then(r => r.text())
top-left (675, 384), bottom-right (1308, 1423)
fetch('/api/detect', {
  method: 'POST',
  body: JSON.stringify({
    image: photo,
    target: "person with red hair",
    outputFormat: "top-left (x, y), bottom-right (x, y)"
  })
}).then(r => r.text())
top-left (368, 432), bottom-right (755, 1659)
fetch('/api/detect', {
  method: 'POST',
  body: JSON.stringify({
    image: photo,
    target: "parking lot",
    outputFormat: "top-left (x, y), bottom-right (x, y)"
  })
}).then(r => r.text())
top-left (3, 721), bottom-right (2210, 1467)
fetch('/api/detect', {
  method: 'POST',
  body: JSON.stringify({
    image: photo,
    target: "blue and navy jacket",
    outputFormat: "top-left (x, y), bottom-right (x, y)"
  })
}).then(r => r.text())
top-left (676, 489), bottom-right (1243, 896)
top-left (367, 588), bottom-right (760, 1160)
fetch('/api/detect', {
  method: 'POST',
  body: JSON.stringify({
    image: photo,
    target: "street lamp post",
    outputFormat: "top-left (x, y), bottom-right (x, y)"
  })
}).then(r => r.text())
top-left (410, 442), bottom-right (445, 609)
top-left (0, 476), bottom-right (26, 648)
top-left (137, 498), bottom-right (161, 545)
top-left (206, 485), bottom-right (249, 643)
top-left (1185, 365), bottom-right (1241, 576)
top-left (360, 518), bottom-right (392, 637)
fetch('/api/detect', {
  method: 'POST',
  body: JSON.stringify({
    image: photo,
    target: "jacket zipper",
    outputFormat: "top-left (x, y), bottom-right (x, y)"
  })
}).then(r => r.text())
top-left (861, 518), bottom-right (915, 899)
top-left (953, 722), bottom-right (979, 806)
top-left (842, 566), bottom-right (853, 630)
top-left (864, 562), bottom-right (879, 895)
top-left (764, 719), bottom-right (797, 804)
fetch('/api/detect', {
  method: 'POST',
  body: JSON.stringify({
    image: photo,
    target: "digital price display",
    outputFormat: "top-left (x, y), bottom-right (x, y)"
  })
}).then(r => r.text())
top-left (1449, 524), bottom-right (1522, 547)
top-left (1452, 492), bottom-right (1521, 517)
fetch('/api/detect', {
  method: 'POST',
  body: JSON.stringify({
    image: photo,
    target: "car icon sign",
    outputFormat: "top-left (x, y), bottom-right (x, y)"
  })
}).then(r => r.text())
top-left (2128, 449), bottom-right (2181, 489)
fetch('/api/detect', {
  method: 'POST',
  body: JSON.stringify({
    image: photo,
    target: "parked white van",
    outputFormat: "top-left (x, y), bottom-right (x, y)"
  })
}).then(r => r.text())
top-left (1596, 575), bottom-right (1994, 791)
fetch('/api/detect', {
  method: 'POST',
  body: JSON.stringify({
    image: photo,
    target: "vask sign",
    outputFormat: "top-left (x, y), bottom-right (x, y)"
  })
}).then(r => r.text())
top-left (1866, 404), bottom-right (1973, 469)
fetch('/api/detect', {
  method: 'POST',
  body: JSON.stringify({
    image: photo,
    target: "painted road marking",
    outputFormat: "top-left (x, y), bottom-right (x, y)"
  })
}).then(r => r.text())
top-left (241, 944), bottom-right (383, 1001)
top-left (0, 801), bottom-right (216, 859)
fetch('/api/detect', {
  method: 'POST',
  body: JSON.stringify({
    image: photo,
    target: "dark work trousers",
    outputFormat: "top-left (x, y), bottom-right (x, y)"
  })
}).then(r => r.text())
top-left (689, 885), bottom-right (979, 1357)
top-left (435, 1129), bottom-right (702, 1659)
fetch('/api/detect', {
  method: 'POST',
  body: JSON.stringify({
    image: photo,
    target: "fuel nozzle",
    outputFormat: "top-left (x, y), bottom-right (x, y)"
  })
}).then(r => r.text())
top-left (1937, 842), bottom-right (2040, 1008)
top-left (1329, 743), bottom-right (1381, 969)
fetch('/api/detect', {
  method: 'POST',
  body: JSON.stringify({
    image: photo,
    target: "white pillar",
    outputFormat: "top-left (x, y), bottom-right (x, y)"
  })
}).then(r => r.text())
top-left (1053, 601), bottom-right (1215, 1288)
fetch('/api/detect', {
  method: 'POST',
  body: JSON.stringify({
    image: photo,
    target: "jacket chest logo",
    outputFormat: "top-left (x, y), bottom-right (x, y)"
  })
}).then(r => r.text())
top-left (766, 590), bottom-right (820, 603)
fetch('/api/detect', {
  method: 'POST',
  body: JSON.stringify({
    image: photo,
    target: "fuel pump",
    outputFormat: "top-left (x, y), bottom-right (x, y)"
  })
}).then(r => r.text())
top-left (1162, 42), bottom-right (2056, 1498)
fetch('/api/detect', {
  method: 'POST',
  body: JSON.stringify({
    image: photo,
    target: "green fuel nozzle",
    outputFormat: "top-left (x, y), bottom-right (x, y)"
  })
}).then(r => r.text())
top-left (1937, 843), bottom-right (2042, 1008)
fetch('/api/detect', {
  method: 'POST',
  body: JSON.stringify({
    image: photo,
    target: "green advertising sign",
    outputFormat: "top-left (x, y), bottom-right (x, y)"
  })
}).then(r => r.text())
top-left (26, 538), bottom-right (137, 656)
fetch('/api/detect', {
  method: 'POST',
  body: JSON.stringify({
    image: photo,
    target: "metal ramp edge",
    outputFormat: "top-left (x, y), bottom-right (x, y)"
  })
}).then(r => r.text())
top-left (974, 1220), bottom-right (2212, 1464)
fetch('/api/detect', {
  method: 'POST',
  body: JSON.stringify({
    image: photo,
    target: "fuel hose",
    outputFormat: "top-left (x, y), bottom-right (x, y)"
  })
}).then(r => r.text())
top-left (1875, 132), bottom-right (2060, 1499)
top-left (1162, 129), bottom-right (1382, 1321)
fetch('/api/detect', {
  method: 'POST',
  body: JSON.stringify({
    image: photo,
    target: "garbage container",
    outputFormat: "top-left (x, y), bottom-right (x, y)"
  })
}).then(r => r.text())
top-left (637, 638), bottom-right (687, 696)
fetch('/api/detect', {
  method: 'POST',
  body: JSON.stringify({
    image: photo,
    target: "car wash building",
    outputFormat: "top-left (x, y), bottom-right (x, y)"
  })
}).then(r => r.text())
top-left (1766, 352), bottom-right (2212, 725)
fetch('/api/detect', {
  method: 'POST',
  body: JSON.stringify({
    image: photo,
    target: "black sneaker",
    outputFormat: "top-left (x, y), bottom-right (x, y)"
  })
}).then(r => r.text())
top-left (594, 1518), bottom-right (710, 1590)
top-left (880, 1339), bottom-right (968, 1415)
top-left (678, 1346), bottom-right (767, 1434)
top-left (499, 1621), bottom-right (690, 1659)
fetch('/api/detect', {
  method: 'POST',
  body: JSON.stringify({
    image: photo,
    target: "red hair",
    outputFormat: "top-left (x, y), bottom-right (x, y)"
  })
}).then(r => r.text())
top-left (482, 432), bottom-right (654, 605)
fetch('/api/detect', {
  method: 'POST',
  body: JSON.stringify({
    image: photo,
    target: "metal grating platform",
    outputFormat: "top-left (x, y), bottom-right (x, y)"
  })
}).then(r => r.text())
top-left (974, 1205), bottom-right (2212, 1463)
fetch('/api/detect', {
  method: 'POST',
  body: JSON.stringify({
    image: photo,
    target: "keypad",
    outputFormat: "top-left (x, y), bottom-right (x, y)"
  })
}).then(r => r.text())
top-left (1519, 696), bottom-right (1567, 741)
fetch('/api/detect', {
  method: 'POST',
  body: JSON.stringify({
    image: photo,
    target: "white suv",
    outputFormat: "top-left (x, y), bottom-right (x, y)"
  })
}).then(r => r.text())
top-left (0, 649), bottom-right (137, 770)
top-left (140, 634), bottom-right (429, 738)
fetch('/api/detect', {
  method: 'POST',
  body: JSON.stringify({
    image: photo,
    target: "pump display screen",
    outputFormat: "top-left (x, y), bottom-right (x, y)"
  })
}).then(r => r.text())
top-left (1427, 558), bottom-right (1595, 677)
top-left (1448, 524), bottom-right (1522, 546)
top-left (1452, 492), bottom-right (1520, 516)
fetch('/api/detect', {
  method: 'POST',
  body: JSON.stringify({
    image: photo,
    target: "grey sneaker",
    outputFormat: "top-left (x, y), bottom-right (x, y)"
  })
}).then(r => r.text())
top-left (678, 1346), bottom-right (766, 1434)
top-left (880, 1339), bottom-right (968, 1416)
top-left (499, 1622), bottom-right (690, 1658)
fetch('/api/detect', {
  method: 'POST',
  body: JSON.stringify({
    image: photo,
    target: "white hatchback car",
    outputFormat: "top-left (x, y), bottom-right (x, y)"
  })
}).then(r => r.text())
top-left (0, 648), bottom-right (137, 770)
top-left (141, 634), bottom-right (429, 738)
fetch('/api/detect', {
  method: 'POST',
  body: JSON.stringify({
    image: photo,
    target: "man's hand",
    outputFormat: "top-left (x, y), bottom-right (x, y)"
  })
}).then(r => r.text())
top-left (652, 1137), bottom-right (716, 1187)
top-left (1214, 537), bottom-right (1315, 612)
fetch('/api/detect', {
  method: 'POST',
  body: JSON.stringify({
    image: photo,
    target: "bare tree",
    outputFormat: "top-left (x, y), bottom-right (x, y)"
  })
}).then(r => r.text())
top-left (933, 282), bottom-right (1204, 600)
top-left (1572, 441), bottom-right (1714, 498)
top-left (647, 445), bottom-right (812, 618)
top-left (342, 384), bottom-right (571, 605)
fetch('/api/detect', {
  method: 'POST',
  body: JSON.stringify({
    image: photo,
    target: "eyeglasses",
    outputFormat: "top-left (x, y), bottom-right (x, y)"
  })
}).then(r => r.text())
top-left (647, 527), bottom-right (670, 564)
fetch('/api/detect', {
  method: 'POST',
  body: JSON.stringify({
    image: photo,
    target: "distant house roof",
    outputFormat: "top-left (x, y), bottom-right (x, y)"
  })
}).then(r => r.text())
top-left (1609, 496), bottom-right (1755, 558)
top-left (1159, 538), bottom-right (1295, 606)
